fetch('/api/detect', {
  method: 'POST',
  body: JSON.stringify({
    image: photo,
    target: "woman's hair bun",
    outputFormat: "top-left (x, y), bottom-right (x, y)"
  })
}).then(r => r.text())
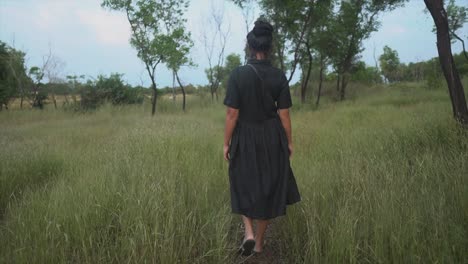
top-left (252, 20), bottom-right (273, 37)
top-left (247, 19), bottom-right (273, 52)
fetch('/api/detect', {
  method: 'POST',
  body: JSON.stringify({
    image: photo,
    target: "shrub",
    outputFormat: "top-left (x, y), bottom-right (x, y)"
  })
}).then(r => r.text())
top-left (79, 73), bottom-right (144, 109)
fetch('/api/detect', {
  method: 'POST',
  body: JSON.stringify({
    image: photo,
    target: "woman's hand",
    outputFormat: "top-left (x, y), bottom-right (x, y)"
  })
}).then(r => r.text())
top-left (223, 144), bottom-right (230, 161)
top-left (224, 107), bottom-right (239, 162)
top-left (278, 109), bottom-right (293, 158)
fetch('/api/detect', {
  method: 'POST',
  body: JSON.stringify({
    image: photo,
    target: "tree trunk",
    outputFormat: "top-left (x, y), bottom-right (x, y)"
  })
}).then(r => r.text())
top-left (210, 84), bottom-right (215, 101)
top-left (151, 81), bottom-right (157, 116)
top-left (175, 71), bottom-right (186, 112)
top-left (172, 71), bottom-right (176, 101)
top-left (287, 3), bottom-right (314, 83)
top-left (301, 58), bottom-right (313, 104)
top-left (299, 70), bottom-right (305, 99)
top-left (20, 95), bottom-right (24, 109)
top-left (213, 82), bottom-right (219, 101)
top-left (340, 74), bottom-right (348, 101)
top-left (425, 0), bottom-right (468, 125)
top-left (316, 57), bottom-right (325, 107)
top-left (52, 93), bottom-right (57, 109)
top-left (336, 74), bottom-right (341, 92)
top-left (276, 42), bottom-right (285, 73)
top-left (301, 43), bottom-right (314, 104)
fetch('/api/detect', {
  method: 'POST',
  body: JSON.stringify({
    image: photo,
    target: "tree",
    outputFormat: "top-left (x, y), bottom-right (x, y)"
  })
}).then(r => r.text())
top-left (202, 1), bottom-right (230, 101)
top-left (26, 49), bottom-right (56, 110)
top-left (430, 0), bottom-right (468, 60)
top-left (0, 42), bottom-right (20, 110)
top-left (1, 41), bottom-right (29, 109)
top-left (102, 0), bottom-right (190, 116)
top-left (425, 0), bottom-right (468, 125)
top-left (43, 49), bottom-right (66, 109)
top-left (379, 45), bottom-right (401, 83)
top-left (165, 27), bottom-right (194, 112)
top-left (299, 0), bottom-right (334, 104)
top-left (223, 53), bottom-right (242, 87)
top-left (66, 75), bottom-right (85, 105)
top-left (28, 66), bottom-right (48, 109)
top-left (329, 0), bottom-right (407, 101)
top-left (311, 1), bottom-right (336, 107)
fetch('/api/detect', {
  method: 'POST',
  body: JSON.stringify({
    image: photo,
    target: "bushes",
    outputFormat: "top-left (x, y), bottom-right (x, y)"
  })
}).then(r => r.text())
top-left (79, 73), bottom-right (144, 109)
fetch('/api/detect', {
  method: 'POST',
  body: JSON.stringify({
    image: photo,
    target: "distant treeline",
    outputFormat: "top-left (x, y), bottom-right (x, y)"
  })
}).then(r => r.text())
top-left (0, 40), bottom-right (221, 110)
top-left (0, 39), bottom-right (467, 111)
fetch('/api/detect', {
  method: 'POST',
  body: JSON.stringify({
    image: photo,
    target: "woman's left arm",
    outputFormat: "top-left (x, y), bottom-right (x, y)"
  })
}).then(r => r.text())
top-left (224, 107), bottom-right (239, 161)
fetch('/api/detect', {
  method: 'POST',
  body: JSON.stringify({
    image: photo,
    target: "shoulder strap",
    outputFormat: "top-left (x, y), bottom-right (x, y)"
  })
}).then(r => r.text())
top-left (247, 64), bottom-right (262, 81)
top-left (247, 64), bottom-right (276, 117)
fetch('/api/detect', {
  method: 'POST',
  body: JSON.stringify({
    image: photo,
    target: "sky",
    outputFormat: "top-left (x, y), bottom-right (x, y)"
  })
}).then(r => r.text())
top-left (0, 0), bottom-right (467, 87)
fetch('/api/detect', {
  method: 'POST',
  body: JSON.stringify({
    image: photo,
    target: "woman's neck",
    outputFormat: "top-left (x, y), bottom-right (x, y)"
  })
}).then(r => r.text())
top-left (255, 52), bottom-right (266, 60)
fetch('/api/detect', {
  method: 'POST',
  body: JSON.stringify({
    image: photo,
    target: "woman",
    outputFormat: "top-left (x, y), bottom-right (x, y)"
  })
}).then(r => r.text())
top-left (223, 20), bottom-right (301, 256)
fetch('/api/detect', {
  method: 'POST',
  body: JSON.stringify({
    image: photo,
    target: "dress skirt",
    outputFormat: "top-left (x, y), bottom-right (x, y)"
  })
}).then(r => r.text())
top-left (228, 116), bottom-right (301, 220)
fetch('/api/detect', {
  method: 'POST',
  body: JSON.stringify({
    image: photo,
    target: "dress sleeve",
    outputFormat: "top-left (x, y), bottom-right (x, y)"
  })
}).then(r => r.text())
top-left (223, 68), bottom-right (241, 109)
top-left (277, 74), bottom-right (292, 109)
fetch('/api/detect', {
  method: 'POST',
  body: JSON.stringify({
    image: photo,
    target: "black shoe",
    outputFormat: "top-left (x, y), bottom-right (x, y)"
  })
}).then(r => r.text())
top-left (238, 239), bottom-right (256, 256)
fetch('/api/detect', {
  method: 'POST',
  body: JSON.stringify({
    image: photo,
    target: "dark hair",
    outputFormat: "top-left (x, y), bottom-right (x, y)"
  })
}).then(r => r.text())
top-left (247, 20), bottom-right (273, 53)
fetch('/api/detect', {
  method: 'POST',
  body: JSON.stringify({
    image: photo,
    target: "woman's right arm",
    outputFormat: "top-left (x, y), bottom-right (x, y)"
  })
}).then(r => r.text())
top-left (278, 108), bottom-right (293, 157)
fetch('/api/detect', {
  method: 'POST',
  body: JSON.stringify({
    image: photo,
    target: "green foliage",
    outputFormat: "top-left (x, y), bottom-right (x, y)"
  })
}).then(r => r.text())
top-left (430, 0), bottom-right (468, 43)
top-left (165, 27), bottom-right (194, 72)
top-left (379, 45), bottom-right (401, 82)
top-left (258, 0), bottom-right (317, 71)
top-left (383, 51), bottom-right (467, 86)
top-left (350, 61), bottom-right (382, 83)
top-left (204, 53), bottom-right (242, 94)
top-left (454, 52), bottom-right (468, 76)
top-left (0, 41), bottom-right (28, 109)
top-left (28, 66), bottom-right (48, 109)
top-left (224, 54), bottom-right (242, 76)
top-left (28, 67), bottom-right (43, 84)
top-left (79, 73), bottom-right (144, 109)
top-left (221, 53), bottom-right (242, 89)
top-left (204, 66), bottom-right (224, 88)
top-left (425, 59), bottom-right (445, 90)
top-left (41, 82), bottom-right (71, 96)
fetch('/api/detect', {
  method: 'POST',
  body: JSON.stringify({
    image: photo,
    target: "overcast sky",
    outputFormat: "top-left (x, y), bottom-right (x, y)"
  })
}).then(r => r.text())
top-left (1, 0), bottom-right (467, 87)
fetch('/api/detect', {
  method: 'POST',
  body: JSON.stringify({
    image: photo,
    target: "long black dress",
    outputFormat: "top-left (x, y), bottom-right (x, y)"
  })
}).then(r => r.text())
top-left (223, 58), bottom-right (301, 220)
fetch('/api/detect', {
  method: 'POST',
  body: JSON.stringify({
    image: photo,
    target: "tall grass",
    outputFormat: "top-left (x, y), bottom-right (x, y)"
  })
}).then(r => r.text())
top-left (281, 85), bottom-right (468, 263)
top-left (0, 84), bottom-right (467, 263)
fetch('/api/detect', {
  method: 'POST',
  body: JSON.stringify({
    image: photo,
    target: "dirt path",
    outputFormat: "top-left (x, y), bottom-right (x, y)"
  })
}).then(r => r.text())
top-left (232, 219), bottom-right (288, 264)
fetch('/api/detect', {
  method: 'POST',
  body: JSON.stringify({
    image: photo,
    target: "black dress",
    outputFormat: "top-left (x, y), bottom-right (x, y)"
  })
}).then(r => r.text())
top-left (223, 58), bottom-right (301, 220)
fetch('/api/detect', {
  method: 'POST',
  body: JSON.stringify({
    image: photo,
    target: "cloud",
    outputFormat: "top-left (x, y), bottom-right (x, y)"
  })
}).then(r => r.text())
top-left (33, 1), bottom-right (78, 31)
top-left (385, 24), bottom-right (408, 35)
top-left (76, 9), bottom-right (131, 47)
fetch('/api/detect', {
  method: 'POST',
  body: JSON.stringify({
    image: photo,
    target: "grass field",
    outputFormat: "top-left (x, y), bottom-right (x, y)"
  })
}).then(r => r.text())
top-left (1, 83), bottom-right (467, 263)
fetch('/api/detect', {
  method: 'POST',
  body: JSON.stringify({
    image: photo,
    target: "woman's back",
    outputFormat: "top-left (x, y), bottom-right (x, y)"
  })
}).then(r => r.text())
top-left (224, 58), bottom-right (292, 122)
